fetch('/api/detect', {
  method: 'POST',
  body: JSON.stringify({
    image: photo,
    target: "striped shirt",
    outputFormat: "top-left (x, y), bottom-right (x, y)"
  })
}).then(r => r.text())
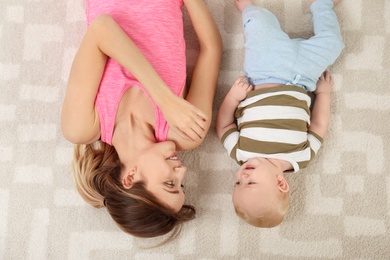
top-left (221, 85), bottom-right (323, 172)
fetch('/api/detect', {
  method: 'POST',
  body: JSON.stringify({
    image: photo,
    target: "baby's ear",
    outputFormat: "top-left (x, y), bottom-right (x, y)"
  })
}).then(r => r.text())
top-left (277, 176), bottom-right (289, 193)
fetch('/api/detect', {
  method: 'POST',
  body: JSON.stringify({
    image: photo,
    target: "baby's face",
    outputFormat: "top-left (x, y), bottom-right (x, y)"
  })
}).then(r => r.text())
top-left (232, 158), bottom-right (282, 216)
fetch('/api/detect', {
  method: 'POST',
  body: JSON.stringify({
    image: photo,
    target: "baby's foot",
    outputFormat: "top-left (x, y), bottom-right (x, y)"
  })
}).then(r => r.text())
top-left (235, 0), bottom-right (253, 13)
top-left (315, 71), bottom-right (333, 94)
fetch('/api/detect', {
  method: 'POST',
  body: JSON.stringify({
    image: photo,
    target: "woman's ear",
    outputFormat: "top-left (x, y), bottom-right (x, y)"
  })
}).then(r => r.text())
top-left (277, 176), bottom-right (289, 193)
top-left (122, 168), bottom-right (138, 189)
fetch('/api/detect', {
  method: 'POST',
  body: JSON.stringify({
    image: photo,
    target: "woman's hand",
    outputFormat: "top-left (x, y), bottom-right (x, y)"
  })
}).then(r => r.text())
top-left (159, 94), bottom-right (208, 141)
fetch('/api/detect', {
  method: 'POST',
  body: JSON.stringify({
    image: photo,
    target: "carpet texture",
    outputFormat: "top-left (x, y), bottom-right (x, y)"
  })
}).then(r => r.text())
top-left (1, 0), bottom-right (389, 259)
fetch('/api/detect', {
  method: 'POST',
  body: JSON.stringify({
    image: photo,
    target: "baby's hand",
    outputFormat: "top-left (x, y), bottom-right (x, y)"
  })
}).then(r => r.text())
top-left (315, 71), bottom-right (333, 94)
top-left (227, 77), bottom-right (253, 102)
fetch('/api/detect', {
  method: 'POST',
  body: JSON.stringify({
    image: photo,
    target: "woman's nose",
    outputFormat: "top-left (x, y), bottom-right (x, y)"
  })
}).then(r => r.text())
top-left (174, 165), bottom-right (187, 176)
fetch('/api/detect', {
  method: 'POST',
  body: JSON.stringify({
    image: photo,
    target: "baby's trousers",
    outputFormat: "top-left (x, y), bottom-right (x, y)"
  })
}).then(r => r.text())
top-left (242, 0), bottom-right (344, 91)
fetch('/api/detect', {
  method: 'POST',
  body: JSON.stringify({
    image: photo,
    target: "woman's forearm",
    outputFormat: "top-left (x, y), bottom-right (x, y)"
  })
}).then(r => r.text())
top-left (183, 0), bottom-right (223, 128)
top-left (93, 14), bottom-right (176, 106)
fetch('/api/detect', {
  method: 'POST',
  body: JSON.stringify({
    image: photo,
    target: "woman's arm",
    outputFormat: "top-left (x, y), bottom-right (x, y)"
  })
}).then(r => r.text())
top-left (175, 0), bottom-right (223, 149)
top-left (62, 14), bottom-right (209, 144)
top-left (61, 16), bottom-right (108, 144)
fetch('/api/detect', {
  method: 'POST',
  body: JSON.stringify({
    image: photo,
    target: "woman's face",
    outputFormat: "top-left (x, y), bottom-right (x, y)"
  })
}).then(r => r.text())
top-left (135, 141), bottom-right (187, 212)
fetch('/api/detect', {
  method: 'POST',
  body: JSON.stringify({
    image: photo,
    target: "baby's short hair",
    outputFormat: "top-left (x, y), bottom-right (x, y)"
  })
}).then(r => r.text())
top-left (235, 191), bottom-right (290, 228)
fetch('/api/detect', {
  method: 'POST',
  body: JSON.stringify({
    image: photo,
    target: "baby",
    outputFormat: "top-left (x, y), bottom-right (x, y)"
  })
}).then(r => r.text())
top-left (216, 0), bottom-right (344, 227)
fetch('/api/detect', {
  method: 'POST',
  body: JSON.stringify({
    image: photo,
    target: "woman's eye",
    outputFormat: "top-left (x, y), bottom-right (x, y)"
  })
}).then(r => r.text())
top-left (235, 182), bottom-right (240, 185)
top-left (181, 184), bottom-right (184, 188)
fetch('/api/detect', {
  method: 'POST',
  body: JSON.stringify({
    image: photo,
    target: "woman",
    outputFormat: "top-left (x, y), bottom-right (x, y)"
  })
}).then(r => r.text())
top-left (61, 0), bottom-right (222, 239)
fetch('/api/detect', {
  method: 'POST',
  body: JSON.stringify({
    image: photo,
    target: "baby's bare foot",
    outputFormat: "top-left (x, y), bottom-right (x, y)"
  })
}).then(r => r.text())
top-left (235, 0), bottom-right (253, 13)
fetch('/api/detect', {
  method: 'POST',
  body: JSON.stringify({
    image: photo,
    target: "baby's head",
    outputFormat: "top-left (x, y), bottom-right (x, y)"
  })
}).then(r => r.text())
top-left (232, 157), bottom-right (290, 227)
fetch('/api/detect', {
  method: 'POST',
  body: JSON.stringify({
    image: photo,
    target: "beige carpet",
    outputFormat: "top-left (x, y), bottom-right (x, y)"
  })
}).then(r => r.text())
top-left (1, 0), bottom-right (389, 259)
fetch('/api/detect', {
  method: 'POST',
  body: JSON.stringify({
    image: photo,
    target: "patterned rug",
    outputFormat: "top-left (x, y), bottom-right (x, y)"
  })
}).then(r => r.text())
top-left (1, 0), bottom-right (389, 259)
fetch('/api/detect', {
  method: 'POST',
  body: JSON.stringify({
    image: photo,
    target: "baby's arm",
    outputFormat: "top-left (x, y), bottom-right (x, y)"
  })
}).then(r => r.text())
top-left (309, 71), bottom-right (333, 138)
top-left (216, 77), bottom-right (253, 139)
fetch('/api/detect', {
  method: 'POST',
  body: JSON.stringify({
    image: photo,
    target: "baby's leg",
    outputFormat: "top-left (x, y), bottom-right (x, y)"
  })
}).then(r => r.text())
top-left (242, 4), bottom-right (294, 86)
top-left (310, 0), bottom-right (343, 43)
top-left (311, 0), bottom-right (344, 62)
top-left (235, 0), bottom-right (254, 13)
top-left (294, 0), bottom-right (344, 90)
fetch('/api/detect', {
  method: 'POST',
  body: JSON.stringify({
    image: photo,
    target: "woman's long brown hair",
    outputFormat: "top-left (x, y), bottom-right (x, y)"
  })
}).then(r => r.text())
top-left (72, 141), bottom-right (195, 240)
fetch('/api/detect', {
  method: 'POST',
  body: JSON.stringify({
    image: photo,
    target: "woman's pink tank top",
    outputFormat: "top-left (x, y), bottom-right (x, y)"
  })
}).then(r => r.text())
top-left (86, 0), bottom-right (186, 145)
